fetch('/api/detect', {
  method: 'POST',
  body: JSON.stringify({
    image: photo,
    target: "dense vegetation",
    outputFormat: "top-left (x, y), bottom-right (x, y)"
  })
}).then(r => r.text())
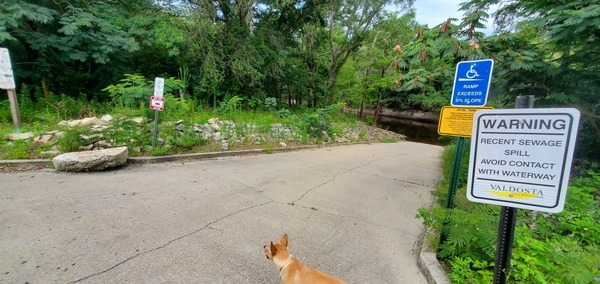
top-left (419, 141), bottom-right (599, 283)
top-left (1, 0), bottom-right (598, 162)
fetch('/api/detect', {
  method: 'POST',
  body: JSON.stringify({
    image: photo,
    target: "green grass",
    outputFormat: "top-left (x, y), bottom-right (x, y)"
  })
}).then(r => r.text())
top-left (379, 137), bottom-right (400, 143)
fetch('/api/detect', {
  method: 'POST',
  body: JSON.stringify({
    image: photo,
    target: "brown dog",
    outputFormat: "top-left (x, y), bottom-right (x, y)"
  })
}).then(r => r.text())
top-left (264, 234), bottom-right (346, 284)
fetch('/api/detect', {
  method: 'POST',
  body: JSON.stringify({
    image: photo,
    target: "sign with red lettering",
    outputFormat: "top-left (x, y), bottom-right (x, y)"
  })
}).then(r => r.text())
top-left (150, 96), bottom-right (164, 111)
top-left (467, 108), bottom-right (580, 213)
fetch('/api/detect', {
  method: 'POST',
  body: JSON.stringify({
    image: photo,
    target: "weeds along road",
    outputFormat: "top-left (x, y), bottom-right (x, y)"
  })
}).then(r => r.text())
top-left (0, 142), bottom-right (443, 284)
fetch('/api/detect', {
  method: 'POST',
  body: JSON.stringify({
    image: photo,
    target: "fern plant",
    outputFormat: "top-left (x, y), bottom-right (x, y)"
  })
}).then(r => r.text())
top-left (419, 142), bottom-right (600, 284)
top-left (102, 74), bottom-right (184, 108)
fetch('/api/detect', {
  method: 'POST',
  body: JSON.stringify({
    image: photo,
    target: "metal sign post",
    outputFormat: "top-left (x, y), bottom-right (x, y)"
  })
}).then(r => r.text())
top-left (468, 96), bottom-right (580, 283)
top-left (438, 60), bottom-right (495, 251)
top-left (150, 78), bottom-right (165, 147)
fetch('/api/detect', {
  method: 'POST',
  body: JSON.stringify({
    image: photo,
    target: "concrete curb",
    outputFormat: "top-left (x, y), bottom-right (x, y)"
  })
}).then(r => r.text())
top-left (417, 198), bottom-right (452, 284)
top-left (0, 143), bottom-right (363, 167)
top-left (126, 145), bottom-right (319, 164)
top-left (418, 226), bottom-right (452, 284)
top-left (0, 158), bottom-right (53, 167)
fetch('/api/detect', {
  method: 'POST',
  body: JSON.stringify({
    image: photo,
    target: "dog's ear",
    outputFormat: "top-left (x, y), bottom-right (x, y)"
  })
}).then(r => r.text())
top-left (270, 242), bottom-right (277, 255)
top-left (281, 234), bottom-right (288, 248)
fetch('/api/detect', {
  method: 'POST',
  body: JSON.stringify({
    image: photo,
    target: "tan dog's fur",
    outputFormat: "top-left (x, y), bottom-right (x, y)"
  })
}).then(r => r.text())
top-left (264, 234), bottom-right (346, 284)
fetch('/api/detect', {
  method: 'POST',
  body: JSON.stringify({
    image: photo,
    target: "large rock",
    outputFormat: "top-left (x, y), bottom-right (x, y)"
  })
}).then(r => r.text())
top-left (59, 117), bottom-right (110, 128)
top-left (52, 147), bottom-right (128, 172)
top-left (6, 132), bottom-right (35, 141)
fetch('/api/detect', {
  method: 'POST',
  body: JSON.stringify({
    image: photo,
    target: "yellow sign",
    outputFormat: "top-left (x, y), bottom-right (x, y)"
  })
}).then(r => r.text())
top-left (438, 106), bottom-right (493, 137)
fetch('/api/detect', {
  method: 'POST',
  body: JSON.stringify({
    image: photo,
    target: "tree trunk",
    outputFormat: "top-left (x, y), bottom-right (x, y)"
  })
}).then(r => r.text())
top-left (359, 99), bottom-right (364, 121)
top-left (372, 93), bottom-right (383, 127)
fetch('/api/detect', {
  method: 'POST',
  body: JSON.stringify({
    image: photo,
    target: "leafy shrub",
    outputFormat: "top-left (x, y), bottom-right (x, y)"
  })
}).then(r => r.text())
top-left (162, 94), bottom-right (193, 120)
top-left (418, 142), bottom-right (600, 284)
top-left (2, 140), bottom-right (30, 159)
top-left (57, 128), bottom-right (89, 152)
top-left (174, 134), bottom-right (206, 149)
top-left (102, 74), bottom-right (183, 108)
top-left (277, 108), bottom-right (291, 118)
top-left (0, 100), bottom-right (10, 123)
top-left (264, 97), bottom-right (277, 110)
top-left (149, 145), bottom-right (173, 156)
top-left (218, 95), bottom-right (244, 115)
top-left (101, 117), bottom-right (150, 148)
top-left (59, 93), bottom-right (89, 119)
top-left (298, 103), bottom-right (344, 139)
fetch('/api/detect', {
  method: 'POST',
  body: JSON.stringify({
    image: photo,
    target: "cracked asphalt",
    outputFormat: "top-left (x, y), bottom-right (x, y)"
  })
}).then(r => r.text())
top-left (0, 142), bottom-right (443, 283)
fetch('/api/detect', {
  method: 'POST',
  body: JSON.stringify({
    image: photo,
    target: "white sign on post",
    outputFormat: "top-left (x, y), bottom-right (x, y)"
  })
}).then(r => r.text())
top-left (467, 108), bottom-right (580, 213)
top-left (149, 96), bottom-right (164, 111)
top-left (0, 48), bottom-right (16, 89)
top-left (154, 77), bottom-right (165, 98)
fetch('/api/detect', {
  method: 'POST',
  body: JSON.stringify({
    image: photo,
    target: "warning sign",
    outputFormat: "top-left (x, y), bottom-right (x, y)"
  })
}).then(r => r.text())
top-left (467, 108), bottom-right (580, 213)
top-left (438, 106), bottom-right (492, 137)
top-left (150, 96), bottom-right (164, 111)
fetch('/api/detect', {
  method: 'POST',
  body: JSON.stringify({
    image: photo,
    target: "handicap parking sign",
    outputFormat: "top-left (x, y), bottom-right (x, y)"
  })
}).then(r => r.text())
top-left (451, 59), bottom-right (494, 106)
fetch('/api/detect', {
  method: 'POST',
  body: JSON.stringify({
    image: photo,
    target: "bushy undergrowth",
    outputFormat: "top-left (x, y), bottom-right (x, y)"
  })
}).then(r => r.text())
top-left (0, 86), bottom-right (359, 159)
top-left (418, 141), bottom-right (600, 284)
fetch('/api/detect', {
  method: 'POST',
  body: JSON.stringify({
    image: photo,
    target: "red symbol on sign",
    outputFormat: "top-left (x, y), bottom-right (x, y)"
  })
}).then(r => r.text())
top-left (150, 96), bottom-right (164, 111)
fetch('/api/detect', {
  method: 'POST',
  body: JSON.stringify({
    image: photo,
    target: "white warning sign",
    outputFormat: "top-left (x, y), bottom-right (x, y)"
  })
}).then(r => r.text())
top-left (467, 108), bottom-right (580, 213)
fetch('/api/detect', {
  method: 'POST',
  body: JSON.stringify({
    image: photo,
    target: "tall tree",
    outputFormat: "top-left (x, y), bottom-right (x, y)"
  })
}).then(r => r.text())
top-left (460, 0), bottom-right (600, 160)
top-left (1, 0), bottom-right (184, 98)
top-left (335, 12), bottom-right (417, 123)
top-left (325, 0), bottom-right (413, 102)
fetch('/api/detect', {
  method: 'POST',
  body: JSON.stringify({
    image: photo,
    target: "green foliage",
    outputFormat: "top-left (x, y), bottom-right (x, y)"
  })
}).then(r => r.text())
top-left (276, 108), bottom-right (292, 118)
top-left (1, 140), bottom-right (30, 159)
top-left (174, 133), bottom-right (206, 149)
top-left (218, 96), bottom-right (244, 115)
top-left (101, 117), bottom-right (149, 150)
top-left (419, 142), bottom-right (600, 283)
top-left (0, 100), bottom-right (10, 123)
top-left (47, 93), bottom-right (91, 120)
top-left (447, 257), bottom-right (494, 284)
top-left (299, 103), bottom-right (344, 139)
top-left (458, 0), bottom-right (600, 162)
top-left (264, 97), bottom-right (277, 110)
top-left (379, 137), bottom-right (400, 143)
top-left (57, 128), bottom-right (88, 153)
top-left (102, 74), bottom-right (183, 108)
top-left (162, 94), bottom-right (193, 121)
top-left (149, 145), bottom-right (173, 156)
top-left (0, 1), bottom-right (56, 43)
top-left (2, 0), bottom-right (185, 97)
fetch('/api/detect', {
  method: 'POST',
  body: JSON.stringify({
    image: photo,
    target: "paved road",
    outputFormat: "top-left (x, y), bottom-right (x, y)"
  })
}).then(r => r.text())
top-left (0, 142), bottom-right (443, 283)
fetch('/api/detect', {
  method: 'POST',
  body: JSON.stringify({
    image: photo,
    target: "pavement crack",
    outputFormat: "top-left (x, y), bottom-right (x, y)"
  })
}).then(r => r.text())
top-left (290, 160), bottom-right (378, 206)
top-left (289, 177), bottom-right (335, 206)
top-left (71, 200), bottom-right (273, 283)
top-left (391, 177), bottom-right (428, 187)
